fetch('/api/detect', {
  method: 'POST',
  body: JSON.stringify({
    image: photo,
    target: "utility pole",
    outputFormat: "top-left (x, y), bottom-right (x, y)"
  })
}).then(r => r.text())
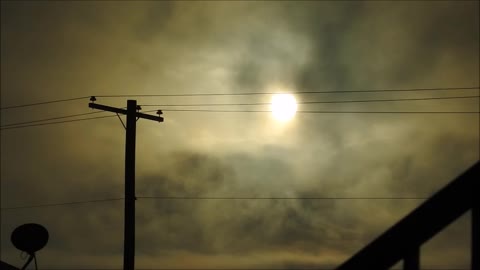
top-left (89, 98), bottom-right (163, 270)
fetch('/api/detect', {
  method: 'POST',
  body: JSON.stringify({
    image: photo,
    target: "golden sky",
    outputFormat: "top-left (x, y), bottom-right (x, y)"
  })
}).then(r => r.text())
top-left (1, 1), bottom-right (479, 269)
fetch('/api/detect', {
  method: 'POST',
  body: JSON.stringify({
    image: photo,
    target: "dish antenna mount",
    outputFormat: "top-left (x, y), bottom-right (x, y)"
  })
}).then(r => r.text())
top-left (11, 223), bottom-right (49, 270)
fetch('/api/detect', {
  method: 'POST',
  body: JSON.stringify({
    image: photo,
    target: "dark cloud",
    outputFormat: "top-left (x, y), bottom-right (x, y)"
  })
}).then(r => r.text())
top-left (133, 2), bottom-right (175, 42)
top-left (292, 2), bottom-right (365, 91)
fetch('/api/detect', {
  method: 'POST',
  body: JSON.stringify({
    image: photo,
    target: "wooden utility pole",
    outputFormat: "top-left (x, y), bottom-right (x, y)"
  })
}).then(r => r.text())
top-left (89, 98), bottom-right (163, 270)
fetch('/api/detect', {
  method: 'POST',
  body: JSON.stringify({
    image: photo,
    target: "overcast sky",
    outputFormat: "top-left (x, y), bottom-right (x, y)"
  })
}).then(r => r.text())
top-left (1, 1), bottom-right (479, 269)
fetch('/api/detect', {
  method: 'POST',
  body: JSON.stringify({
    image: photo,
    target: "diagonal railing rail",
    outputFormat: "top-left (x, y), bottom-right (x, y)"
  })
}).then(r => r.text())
top-left (336, 161), bottom-right (479, 270)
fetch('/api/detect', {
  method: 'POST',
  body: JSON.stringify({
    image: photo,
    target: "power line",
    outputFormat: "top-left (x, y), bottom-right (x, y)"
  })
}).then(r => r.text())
top-left (0, 109), bottom-right (158, 130)
top-left (0, 198), bottom-right (124, 210)
top-left (161, 109), bottom-right (479, 113)
top-left (137, 196), bottom-right (427, 200)
top-left (0, 111), bottom-right (106, 127)
top-left (96, 86), bottom-right (479, 98)
top-left (139, 95), bottom-right (480, 107)
top-left (1, 196), bottom-right (427, 210)
top-left (1, 87), bottom-right (477, 110)
top-left (1, 110), bottom-right (478, 131)
top-left (2, 95), bottom-right (478, 129)
top-left (0, 96), bottom-right (89, 110)
top-left (0, 115), bottom-right (117, 130)
top-left (3, 96), bottom-right (477, 128)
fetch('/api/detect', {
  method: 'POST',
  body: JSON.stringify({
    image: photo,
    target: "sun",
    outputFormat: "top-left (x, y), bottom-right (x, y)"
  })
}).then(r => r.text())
top-left (271, 94), bottom-right (297, 122)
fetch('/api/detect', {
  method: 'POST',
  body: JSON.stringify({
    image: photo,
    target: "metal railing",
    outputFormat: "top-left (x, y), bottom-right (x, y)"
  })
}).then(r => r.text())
top-left (336, 161), bottom-right (479, 270)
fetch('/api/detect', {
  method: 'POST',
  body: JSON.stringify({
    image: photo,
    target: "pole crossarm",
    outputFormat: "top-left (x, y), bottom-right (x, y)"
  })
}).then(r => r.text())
top-left (89, 102), bottom-right (164, 122)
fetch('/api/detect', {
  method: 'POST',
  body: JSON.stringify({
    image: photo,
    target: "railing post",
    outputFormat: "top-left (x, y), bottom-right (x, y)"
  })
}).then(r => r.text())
top-left (404, 246), bottom-right (420, 270)
top-left (335, 162), bottom-right (478, 270)
top-left (473, 206), bottom-right (478, 270)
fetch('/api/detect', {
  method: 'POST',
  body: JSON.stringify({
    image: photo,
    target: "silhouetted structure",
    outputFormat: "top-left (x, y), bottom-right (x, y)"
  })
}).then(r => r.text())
top-left (2, 223), bottom-right (49, 270)
top-left (89, 99), bottom-right (163, 270)
top-left (336, 161), bottom-right (479, 270)
top-left (0, 261), bottom-right (19, 270)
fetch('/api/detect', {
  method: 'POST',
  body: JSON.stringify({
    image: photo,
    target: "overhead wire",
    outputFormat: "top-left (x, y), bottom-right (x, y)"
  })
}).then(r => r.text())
top-left (139, 95), bottom-right (479, 107)
top-left (2, 95), bottom-right (477, 127)
top-left (160, 109), bottom-right (478, 113)
top-left (0, 198), bottom-right (125, 210)
top-left (1, 196), bottom-right (427, 210)
top-left (1, 109), bottom-right (478, 130)
top-left (136, 196), bottom-right (427, 200)
top-left (0, 96), bottom-right (89, 110)
top-left (0, 110), bottom-right (106, 127)
top-left (1, 86), bottom-right (477, 110)
top-left (0, 115), bottom-right (118, 130)
top-left (0, 107), bottom-right (144, 130)
top-left (95, 86), bottom-right (480, 97)
top-left (1, 92), bottom-right (478, 131)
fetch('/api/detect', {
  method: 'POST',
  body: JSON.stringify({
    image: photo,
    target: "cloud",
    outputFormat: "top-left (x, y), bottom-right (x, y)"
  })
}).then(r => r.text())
top-left (1, 1), bottom-right (478, 269)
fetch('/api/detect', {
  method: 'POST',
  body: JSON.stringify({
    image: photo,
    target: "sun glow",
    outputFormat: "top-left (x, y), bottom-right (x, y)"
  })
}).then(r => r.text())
top-left (271, 94), bottom-right (297, 122)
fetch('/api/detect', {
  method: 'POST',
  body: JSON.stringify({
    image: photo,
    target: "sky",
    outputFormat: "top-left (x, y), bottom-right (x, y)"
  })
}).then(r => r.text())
top-left (0, 1), bottom-right (479, 269)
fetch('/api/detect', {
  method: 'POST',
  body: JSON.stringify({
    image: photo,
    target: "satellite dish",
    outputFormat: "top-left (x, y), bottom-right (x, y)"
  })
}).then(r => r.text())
top-left (11, 223), bottom-right (49, 254)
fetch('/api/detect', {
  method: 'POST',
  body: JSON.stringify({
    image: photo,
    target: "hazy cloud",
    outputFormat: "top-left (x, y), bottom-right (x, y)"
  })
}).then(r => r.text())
top-left (1, 1), bottom-right (478, 269)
